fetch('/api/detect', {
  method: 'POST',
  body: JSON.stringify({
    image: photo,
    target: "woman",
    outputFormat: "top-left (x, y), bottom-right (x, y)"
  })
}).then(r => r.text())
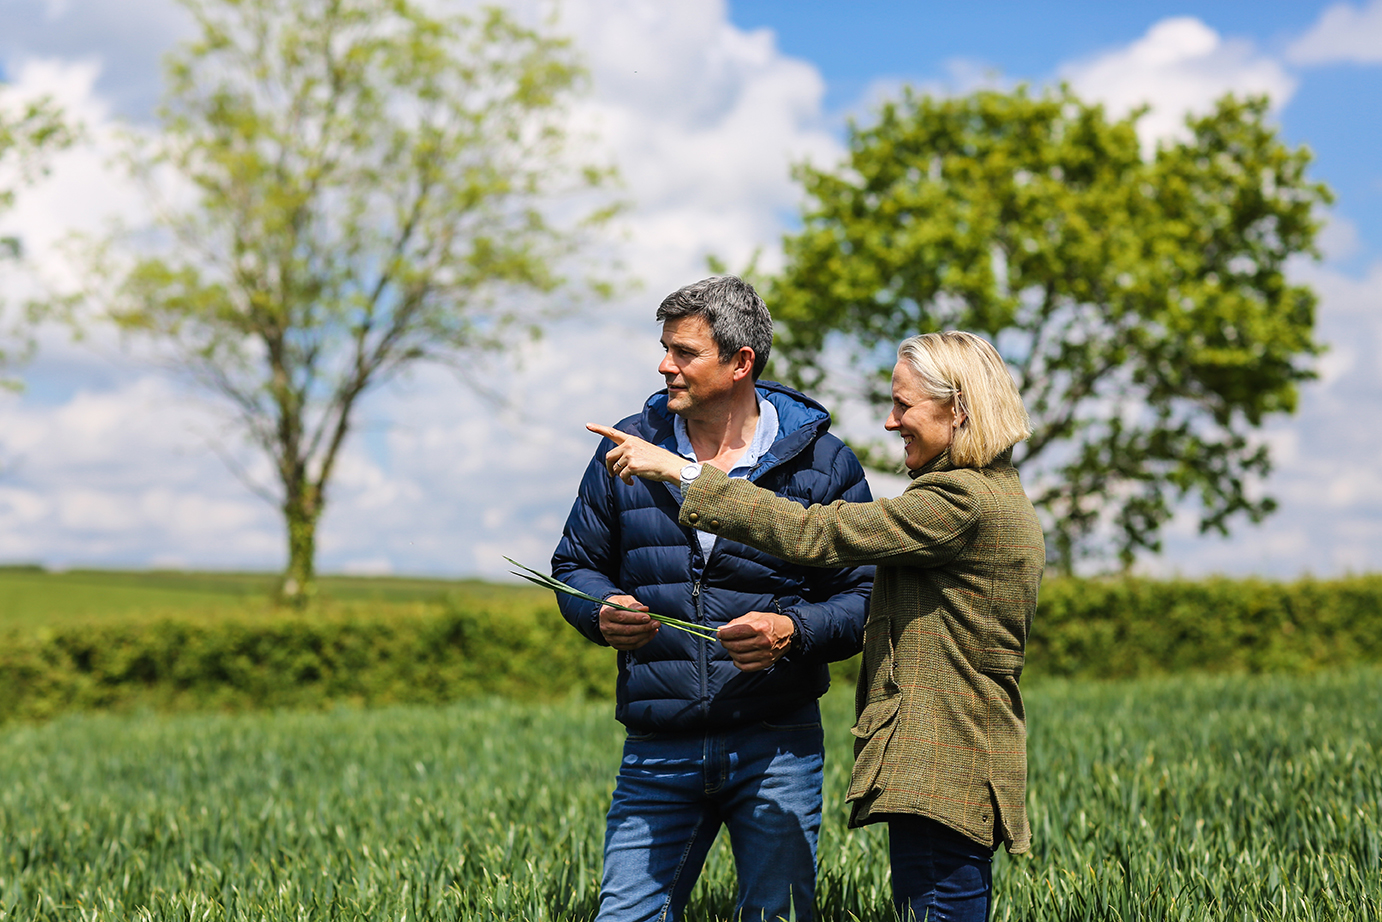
top-left (589, 330), bottom-right (1044, 921)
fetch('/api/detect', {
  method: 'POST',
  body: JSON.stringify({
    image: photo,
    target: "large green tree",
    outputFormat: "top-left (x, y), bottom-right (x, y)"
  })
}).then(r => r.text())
top-left (0, 91), bottom-right (74, 387)
top-left (767, 87), bottom-right (1330, 571)
top-left (93, 0), bottom-right (616, 605)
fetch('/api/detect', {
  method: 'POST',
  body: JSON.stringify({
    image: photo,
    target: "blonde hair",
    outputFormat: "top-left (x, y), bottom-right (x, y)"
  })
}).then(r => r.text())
top-left (897, 331), bottom-right (1031, 468)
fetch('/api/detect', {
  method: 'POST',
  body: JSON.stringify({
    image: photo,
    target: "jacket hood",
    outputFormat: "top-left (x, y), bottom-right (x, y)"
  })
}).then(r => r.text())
top-left (634, 380), bottom-right (832, 479)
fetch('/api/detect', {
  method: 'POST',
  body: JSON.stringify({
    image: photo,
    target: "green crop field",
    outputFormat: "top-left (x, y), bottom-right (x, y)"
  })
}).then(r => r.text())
top-left (0, 567), bottom-right (540, 630)
top-left (2, 668), bottom-right (1379, 921)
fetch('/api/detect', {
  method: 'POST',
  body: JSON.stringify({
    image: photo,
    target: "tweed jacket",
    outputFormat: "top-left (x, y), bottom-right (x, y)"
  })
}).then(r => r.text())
top-left (679, 448), bottom-right (1044, 853)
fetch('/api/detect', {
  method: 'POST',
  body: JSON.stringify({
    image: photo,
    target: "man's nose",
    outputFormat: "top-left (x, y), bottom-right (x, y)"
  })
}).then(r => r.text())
top-left (658, 353), bottom-right (677, 376)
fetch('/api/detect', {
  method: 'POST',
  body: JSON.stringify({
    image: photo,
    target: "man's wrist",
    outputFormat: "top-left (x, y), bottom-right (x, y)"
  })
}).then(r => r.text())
top-left (778, 611), bottom-right (802, 658)
top-left (595, 592), bottom-right (621, 644)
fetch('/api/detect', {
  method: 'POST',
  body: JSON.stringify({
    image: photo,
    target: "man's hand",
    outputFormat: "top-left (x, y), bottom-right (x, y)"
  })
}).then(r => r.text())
top-left (719, 611), bottom-right (795, 672)
top-left (599, 595), bottom-right (660, 651)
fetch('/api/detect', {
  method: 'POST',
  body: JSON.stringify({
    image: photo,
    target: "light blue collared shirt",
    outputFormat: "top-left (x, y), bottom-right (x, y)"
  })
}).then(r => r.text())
top-left (669, 393), bottom-right (779, 561)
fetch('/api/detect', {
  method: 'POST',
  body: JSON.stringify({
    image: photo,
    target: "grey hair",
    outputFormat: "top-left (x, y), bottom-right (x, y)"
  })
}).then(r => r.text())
top-left (656, 276), bottom-right (773, 380)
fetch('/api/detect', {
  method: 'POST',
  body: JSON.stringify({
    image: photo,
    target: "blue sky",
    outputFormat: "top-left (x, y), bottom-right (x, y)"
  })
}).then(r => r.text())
top-left (0, 0), bottom-right (1379, 578)
top-left (726, 1), bottom-right (1382, 271)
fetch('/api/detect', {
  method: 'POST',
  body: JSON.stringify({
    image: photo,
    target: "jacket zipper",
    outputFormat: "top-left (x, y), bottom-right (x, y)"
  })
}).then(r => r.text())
top-left (693, 577), bottom-right (707, 718)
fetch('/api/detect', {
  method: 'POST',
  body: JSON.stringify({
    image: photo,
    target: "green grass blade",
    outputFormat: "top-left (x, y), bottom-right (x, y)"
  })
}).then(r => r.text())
top-left (505, 558), bottom-right (720, 641)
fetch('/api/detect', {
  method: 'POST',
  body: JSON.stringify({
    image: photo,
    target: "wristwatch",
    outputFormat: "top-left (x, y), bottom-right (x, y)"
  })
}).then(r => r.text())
top-left (679, 462), bottom-right (703, 495)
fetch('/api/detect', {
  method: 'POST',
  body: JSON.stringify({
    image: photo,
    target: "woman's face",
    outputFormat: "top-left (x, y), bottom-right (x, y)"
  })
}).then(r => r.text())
top-left (885, 360), bottom-right (964, 470)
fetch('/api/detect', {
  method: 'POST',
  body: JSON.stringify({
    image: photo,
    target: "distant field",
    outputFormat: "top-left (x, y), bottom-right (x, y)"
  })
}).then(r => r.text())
top-left (0, 567), bottom-right (602, 722)
top-left (5, 568), bottom-right (1381, 725)
top-left (2, 669), bottom-right (1378, 920)
top-left (0, 566), bottom-right (545, 628)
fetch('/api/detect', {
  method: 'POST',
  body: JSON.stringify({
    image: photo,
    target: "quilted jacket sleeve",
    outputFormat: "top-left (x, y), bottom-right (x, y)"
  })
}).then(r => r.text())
top-left (550, 441), bottom-right (622, 647)
top-left (775, 444), bottom-right (874, 664)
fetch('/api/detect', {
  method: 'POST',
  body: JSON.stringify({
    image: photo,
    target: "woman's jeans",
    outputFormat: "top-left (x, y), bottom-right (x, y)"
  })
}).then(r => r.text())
top-left (887, 814), bottom-right (996, 922)
top-left (596, 703), bottom-right (824, 922)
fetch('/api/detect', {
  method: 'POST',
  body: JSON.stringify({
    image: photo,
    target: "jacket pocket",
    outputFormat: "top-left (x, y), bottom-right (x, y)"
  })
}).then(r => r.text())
top-left (846, 692), bottom-right (901, 802)
top-left (975, 647), bottom-right (1024, 677)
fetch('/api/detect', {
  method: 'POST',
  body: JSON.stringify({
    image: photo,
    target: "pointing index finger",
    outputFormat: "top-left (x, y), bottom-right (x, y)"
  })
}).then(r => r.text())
top-left (586, 423), bottom-right (627, 443)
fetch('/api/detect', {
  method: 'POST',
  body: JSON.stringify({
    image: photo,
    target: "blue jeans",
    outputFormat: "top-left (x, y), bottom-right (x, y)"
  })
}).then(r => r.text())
top-left (887, 814), bottom-right (996, 922)
top-left (597, 702), bottom-right (825, 922)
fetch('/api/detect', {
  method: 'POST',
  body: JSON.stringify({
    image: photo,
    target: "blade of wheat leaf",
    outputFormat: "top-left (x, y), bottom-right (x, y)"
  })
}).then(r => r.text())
top-left (506, 558), bottom-right (720, 640)
top-left (511, 569), bottom-right (719, 640)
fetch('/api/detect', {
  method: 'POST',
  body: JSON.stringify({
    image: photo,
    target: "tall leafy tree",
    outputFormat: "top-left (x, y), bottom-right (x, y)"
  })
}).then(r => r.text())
top-left (767, 87), bottom-right (1330, 571)
top-left (0, 91), bottom-right (74, 387)
top-left (93, 0), bottom-right (617, 605)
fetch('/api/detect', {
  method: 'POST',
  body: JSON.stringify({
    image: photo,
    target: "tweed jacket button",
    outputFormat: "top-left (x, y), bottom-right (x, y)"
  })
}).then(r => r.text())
top-left (710, 519), bottom-right (720, 528)
top-left (687, 512), bottom-right (699, 524)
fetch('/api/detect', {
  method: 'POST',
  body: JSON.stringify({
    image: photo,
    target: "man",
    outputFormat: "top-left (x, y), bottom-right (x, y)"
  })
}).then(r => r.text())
top-left (552, 276), bottom-right (873, 921)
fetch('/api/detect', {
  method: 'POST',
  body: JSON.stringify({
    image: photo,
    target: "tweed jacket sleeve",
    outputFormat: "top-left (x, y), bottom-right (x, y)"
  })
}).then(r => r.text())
top-left (679, 463), bottom-right (983, 569)
top-left (772, 444), bottom-right (873, 664)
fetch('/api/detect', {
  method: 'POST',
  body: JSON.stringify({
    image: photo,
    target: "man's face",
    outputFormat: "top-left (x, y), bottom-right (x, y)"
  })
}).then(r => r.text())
top-left (658, 315), bottom-right (737, 418)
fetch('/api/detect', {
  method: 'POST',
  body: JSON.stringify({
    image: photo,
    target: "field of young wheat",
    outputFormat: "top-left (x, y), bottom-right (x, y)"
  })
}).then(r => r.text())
top-left (0, 567), bottom-right (520, 629)
top-left (2, 667), bottom-right (1379, 921)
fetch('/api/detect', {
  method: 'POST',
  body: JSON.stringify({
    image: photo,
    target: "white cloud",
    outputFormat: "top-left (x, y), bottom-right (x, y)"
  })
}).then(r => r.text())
top-left (560, 0), bottom-right (839, 277)
top-left (1143, 259), bottom-right (1382, 577)
top-left (2, 0), bottom-right (1379, 584)
top-left (0, 373), bottom-right (281, 568)
top-left (1288, 0), bottom-right (1382, 65)
top-left (1, 0), bottom-right (193, 119)
top-left (1036, 14), bottom-right (1382, 578)
top-left (0, 0), bottom-right (843, 579)
top-left (1063, 17), bottom-right (1296, 151)
top-left (1317, 214), bottom-right (1362, 263)
top-left (0, 57), bottom-right (152, 295)
top-left (851, 57), bottom-right (1012, 125)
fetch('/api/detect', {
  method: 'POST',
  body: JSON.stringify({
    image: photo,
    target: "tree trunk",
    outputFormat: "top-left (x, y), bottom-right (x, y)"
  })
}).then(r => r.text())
top-left (280, 494), bottom-right (320, 609)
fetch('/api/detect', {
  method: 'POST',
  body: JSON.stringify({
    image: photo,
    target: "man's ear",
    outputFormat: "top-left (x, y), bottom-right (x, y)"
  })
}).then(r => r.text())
top-left (731, 347), bottom-right (756, 382)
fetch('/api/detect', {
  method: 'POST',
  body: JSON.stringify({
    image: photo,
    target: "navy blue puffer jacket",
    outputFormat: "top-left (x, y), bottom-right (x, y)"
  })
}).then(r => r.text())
top-left (552, 381), bottom-right (874, 732)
